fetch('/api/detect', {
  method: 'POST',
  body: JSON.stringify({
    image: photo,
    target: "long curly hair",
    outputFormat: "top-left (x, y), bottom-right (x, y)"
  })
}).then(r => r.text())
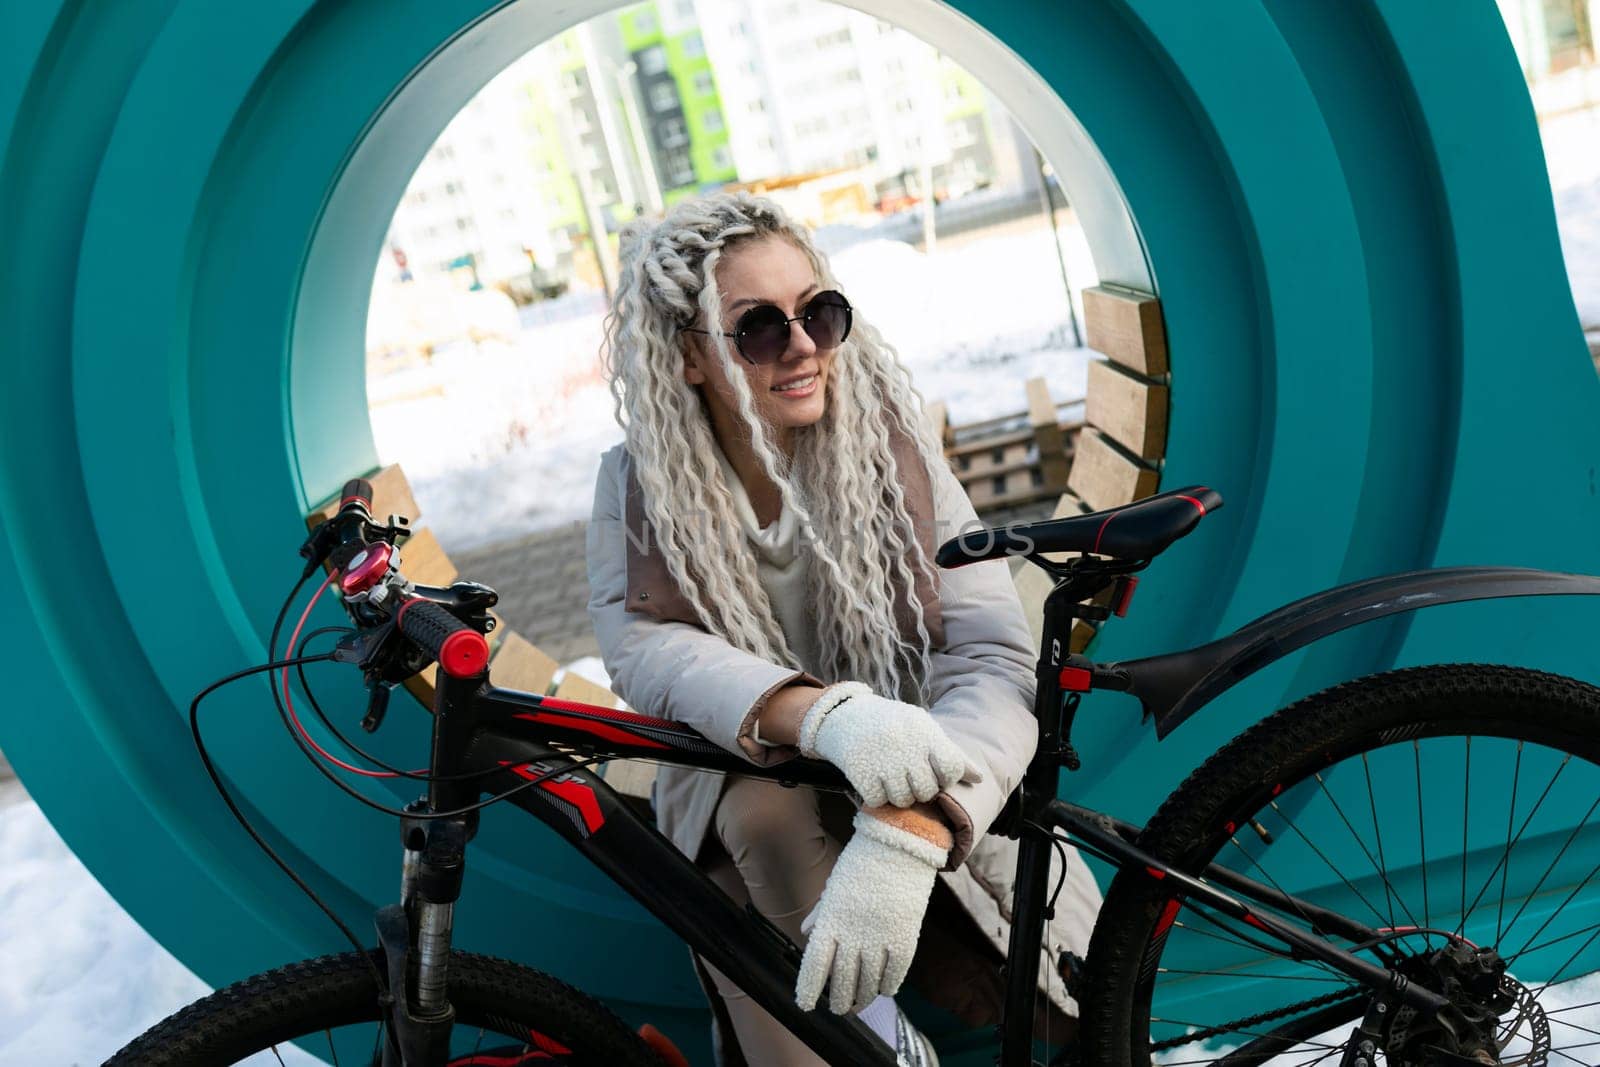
top-left (600, 192), bottom-right (946, 704)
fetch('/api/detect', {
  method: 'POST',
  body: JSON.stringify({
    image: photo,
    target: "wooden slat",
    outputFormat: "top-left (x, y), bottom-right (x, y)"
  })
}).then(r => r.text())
top-left (1086, 359), bottom-right (1169, 460)
top-left (1067, 430), bottom-right (1158, 513)
top-left (1026, 377), bottom-right (1072, 488)
top-left (306, 463), bottom-right (421, 528)
top-left (399, 527), bottom-right (459, 588)
top-left (552, 670), bottom-right (621, 709)
top-left (403, 665), bottom-right (439, 708)
top-left (1083, 286), bottom-right (1168, 376)
top-left (488, 631), bottom-right (559, 695)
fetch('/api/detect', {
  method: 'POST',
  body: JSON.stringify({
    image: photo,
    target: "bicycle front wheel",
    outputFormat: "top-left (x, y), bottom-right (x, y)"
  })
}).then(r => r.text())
top-left (107, 948), bottom-right (663, 1066)
top-left (1079, 664), bottom-right (1600, 1066)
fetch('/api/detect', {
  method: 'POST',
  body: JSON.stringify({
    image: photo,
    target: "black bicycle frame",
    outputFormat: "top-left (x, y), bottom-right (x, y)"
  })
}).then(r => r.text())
top-left (380, 561), bottom-right (1462, 1067)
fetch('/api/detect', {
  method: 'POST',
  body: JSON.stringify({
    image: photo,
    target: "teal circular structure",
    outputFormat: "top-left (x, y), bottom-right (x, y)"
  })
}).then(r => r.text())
top-left (3, 0), bottom-right (1597, 1058)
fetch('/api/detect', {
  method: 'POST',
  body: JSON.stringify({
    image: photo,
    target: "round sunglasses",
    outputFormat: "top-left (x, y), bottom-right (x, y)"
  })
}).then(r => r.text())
top-left (683, 290), bottom-right (853, 365)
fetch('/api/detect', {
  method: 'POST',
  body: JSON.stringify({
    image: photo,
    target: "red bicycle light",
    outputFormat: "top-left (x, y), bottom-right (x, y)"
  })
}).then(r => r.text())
top-left (339, 542), bottom-right (393, 596)
top-left (439, 630), bottom-right (490, 677)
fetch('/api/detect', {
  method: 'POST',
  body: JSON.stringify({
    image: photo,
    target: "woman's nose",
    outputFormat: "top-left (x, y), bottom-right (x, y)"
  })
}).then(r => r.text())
top-left (783, 318), bottom-right (817, 360)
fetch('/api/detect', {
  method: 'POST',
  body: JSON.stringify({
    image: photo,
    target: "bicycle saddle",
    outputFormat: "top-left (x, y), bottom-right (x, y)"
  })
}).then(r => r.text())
top-left (935, 485), bottom-right (1223, 568)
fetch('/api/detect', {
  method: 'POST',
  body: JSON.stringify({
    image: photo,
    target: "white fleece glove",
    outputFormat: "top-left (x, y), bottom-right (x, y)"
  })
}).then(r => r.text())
top-left (795, 810), bottom-right (947, 1014)
top-left (798, 681), bottom-right (982, 808)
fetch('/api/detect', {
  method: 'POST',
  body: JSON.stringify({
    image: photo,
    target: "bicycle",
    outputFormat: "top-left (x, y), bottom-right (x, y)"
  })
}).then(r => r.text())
top-left (109, 476), bottom-right (1600, 1066)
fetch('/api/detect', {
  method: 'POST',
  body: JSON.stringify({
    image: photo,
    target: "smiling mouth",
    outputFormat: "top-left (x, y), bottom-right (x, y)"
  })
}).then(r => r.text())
top-left (772, 374), bottom-right (818, 393)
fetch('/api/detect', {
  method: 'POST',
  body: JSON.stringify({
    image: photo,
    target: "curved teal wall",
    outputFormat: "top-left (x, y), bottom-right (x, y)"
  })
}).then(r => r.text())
top-left (2, 0), bottom-right (1595, 1059)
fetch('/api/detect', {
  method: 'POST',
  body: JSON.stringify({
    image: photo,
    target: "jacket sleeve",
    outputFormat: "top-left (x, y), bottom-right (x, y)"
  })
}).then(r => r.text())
top-left (585, 447), bottom-right (823, 764)
top-left (922, 456), bottom-right (1041, 869)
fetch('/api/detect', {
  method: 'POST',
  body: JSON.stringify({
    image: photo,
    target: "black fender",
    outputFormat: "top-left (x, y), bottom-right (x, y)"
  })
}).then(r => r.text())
top-left (1115, 567), bottom-right (1600, 739)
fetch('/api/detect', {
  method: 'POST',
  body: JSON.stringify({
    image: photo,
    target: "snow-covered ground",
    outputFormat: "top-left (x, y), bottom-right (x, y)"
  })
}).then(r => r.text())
top-left (369, 217), bottom-right (1098, 553)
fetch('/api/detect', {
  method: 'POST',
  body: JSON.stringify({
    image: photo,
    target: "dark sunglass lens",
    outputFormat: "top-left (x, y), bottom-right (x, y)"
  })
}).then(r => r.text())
top-left (734, 304), bottom-right (791, 364)
top-left (804, 292), bottom-right (852, 350)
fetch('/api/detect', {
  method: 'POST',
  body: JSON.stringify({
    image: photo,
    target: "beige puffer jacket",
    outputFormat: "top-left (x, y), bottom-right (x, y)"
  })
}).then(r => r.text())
top-left (583, 430), bottom-right (1102, 1018)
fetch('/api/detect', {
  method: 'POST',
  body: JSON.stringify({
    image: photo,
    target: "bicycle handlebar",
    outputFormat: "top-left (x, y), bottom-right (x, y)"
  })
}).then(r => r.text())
top-left (395, 597), bottom-right (489, 679)
top-left (339, 477), bottom-right (374, 513)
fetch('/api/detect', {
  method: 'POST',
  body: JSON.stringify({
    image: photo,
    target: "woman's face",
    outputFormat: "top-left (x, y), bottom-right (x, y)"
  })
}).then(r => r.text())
top-left (682, 235), bottom-right (837, 452)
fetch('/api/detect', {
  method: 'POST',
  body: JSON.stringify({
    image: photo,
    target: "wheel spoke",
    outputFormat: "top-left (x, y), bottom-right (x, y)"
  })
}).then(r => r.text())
top-left (1312, 770), bottom-right (1413, 931)
top-left (1459, 736), bottom-right (1471, 937)
top-left (1497, 792), bottom-right (1600, 952)
top-left (325, 1028), bottom-right (339, 1066)
top-left (1414, 740), bottom-right (1430, 934)
top-left (1363, 752), bottom-right (1414, 931)
top-left (1264, 796), bottom-right (1393, 930)
top-left (1530, 910), bottom-right (1600, 999)
top-left (1468, 752), bottom-right (1572, 945)
top-left (1498, 742), bottom-right (1525, 941)
top-left (1546, 1015), bottom-right (1600, 1039)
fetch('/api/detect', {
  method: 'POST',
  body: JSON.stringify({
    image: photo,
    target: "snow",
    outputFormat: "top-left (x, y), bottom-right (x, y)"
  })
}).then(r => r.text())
top-left (1540, 106), bottom-right (1600, 331)
top-left (0, 781), bottom-right (319, 1066)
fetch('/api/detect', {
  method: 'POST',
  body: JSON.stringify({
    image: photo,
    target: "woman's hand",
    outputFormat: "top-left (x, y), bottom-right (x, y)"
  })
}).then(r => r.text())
top-left (794, 810), bottom-right (947, 1013)
top-left (798, 681), bottom-right (982, 808)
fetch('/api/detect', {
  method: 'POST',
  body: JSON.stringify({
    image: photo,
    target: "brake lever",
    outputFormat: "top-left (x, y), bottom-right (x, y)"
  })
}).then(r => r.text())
top-left (361, 678), bottom-right (395, 733)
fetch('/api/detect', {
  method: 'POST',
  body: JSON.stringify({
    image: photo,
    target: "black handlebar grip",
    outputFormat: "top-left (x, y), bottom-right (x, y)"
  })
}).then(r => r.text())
top-left (396, 599), bottom-right (489, 678)
top-left (339, 478), bottom-right (374, 514)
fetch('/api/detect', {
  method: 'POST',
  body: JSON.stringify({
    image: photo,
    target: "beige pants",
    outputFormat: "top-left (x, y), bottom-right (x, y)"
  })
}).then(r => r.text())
top-left (698, 775), bottom-right (850, 1066)
top-left (695, 776), bottom-right (1074, 1064)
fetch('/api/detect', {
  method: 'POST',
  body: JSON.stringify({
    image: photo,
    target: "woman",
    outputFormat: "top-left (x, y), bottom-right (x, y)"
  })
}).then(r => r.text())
top-left (584, 192), bottom-right (1099, 1065)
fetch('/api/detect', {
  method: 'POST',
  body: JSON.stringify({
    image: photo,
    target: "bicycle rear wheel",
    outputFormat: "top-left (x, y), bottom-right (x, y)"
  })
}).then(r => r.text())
top-left (1079, 664), bottom-right (1600, 1066)
top-left (107, 948), bottom-right (663, 1066)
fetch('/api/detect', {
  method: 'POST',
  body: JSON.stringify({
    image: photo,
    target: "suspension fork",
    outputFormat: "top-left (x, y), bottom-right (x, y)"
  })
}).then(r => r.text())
top-left (378, 671), bottom-right (484, 1066)
top-left (380, 803), bottom-right (473, 1067)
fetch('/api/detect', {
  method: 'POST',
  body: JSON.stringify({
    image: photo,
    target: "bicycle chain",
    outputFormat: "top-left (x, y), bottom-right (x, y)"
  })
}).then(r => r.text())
top-left (1148, 988), bottom-right (1364, 1051)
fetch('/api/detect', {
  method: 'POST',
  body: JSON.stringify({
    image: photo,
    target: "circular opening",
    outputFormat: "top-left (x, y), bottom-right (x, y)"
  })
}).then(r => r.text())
top-left (332, 0), bottom-right (1168, 684)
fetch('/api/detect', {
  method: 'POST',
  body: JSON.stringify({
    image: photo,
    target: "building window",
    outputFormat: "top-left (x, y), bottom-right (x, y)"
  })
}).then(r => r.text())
top-left (632, 10), bottom-right (658, 35)
top-left (660, 117), bottom-right (689, 147)
top-left (702, 108), bottom-right (724, 132)
top-left (694, 71), bottom-right (716, 96)
top-left (650, 82), bottom-right (678, 112)
top-left (638, 46), bottom-right (668, 76)
top-left (748, 98), bottom-right (767, 113)
top-left (674, 0), bottom-right (696, 18)
top-left (682, 32), bottom-right (706, 58)
top-left (1543, 0), bottom-right (1595, 72)
top-left (711, 145), bottom-right (734, 171)
top-left (664, 149), bottom-right (694, 187)
top-left (561, 69), bottom-right (587, 92)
